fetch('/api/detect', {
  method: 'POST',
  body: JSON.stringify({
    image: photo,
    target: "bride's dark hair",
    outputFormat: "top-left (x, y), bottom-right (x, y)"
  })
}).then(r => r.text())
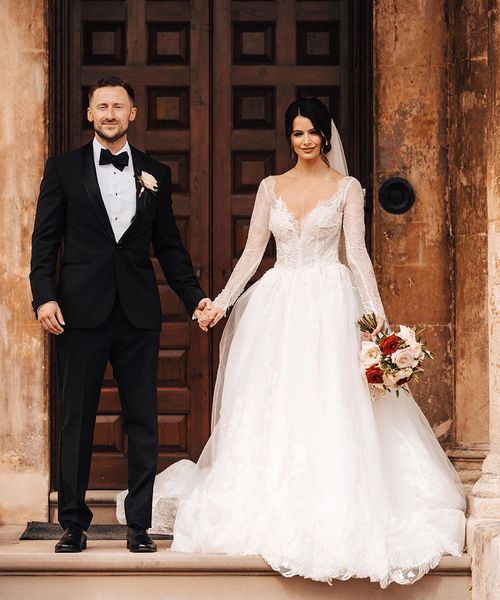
top-left (285, 97), bottom-right (332, 164)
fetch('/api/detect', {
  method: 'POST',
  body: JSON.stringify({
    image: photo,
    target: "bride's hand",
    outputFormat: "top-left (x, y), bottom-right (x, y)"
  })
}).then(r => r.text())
top-left (363, 317), bottom-right (385, 341)
top-left (370, 317), bottom-right (385, 340)
top-left (205, 305), bottom-right (225, 328)
top-left (197, 305), bottom-right (225, 332)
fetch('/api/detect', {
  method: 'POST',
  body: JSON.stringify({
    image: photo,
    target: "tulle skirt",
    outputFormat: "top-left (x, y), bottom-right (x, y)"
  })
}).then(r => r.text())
top-left (117, 263), bottom-right (466, 588)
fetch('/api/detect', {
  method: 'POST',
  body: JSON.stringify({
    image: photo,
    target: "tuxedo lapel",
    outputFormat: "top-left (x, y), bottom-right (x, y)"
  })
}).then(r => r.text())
top-left (119, 145), bottom-right (148, 242)
top-left (81, 142), bottom-right (115, 241)
top-left (130, 145), bottom-right (146, 205)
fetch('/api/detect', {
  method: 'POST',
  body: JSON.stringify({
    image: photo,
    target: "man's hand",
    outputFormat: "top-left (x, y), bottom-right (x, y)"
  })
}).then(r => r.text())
top-left (37, 301), bottom-right (65, 335)
top-left (194, 298), bottom-right (213, 332)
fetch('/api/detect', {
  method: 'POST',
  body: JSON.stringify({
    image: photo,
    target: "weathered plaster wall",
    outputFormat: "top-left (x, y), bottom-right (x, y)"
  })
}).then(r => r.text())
top-left (448, 0), bottom-right (489, 449)
top-left (373, 1), bottom-right (454, 441)
top-left (0, 1), bottom-right (49, 523)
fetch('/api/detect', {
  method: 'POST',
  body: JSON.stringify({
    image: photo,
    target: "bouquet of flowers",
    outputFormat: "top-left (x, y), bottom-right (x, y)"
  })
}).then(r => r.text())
top-left (357, 313), bottom-right (433, 400)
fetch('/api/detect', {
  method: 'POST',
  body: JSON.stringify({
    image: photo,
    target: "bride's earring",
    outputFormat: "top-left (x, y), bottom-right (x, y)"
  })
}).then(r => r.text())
top-left (290, 144), bottom-right (295, 160)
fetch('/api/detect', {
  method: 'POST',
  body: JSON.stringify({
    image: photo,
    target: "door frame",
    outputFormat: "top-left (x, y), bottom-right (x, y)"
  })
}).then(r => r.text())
top-left (351, 0), bottom-right (374, 247)
top-left (48, 0), bottom-right (71, 492)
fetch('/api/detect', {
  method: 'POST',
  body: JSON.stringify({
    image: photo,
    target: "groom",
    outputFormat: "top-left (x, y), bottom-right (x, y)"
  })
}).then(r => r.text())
top-left (30, 77), bottom-right (211, 553)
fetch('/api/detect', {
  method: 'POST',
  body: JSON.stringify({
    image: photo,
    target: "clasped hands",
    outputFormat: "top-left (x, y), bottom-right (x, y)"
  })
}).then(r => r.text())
top-left (38, 298), bottom-right (223, 334)
top-left (193, 298), bottom-right (225, 332)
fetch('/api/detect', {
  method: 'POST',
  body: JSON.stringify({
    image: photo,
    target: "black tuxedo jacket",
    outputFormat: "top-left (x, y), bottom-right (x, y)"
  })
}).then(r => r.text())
top-left (29, 142), bottom-right (206, 330)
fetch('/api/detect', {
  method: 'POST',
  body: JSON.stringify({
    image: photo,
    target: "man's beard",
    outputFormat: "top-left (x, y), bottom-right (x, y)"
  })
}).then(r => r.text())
top-left (94, 123), bottom-right (128, 143)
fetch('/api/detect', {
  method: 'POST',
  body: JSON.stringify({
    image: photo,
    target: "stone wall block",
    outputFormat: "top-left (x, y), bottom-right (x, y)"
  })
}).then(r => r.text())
top-left (374, 0), bottom-right (447, 68)
top-left (374, 220), bottom-right (452, 324)
top-left (375, 65), bottom-right (449, 181)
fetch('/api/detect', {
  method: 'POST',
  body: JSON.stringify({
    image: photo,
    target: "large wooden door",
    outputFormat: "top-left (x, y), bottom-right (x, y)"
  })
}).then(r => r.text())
top-left (211, 0), bottom-right (371, 357)
top-left (52, 0), bottom-right (211, 489)
top-left (50, 0), bottom-right (370, 491)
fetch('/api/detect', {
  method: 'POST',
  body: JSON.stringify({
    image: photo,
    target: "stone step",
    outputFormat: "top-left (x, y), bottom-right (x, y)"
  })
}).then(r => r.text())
top-left (49, 491), bottom-right (120, 525)
top-left (0, 526), bottom-right (472, 600)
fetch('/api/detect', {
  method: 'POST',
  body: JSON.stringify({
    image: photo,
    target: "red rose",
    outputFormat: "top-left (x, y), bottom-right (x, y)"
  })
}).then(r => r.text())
top-left (379, 334), bottom-right (400, 355)
top-left (365, 365), bottom-right (384, 384)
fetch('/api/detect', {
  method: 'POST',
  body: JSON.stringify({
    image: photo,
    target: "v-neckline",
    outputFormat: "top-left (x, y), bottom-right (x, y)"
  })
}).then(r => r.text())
top-left (270, 175), bottom-right (349, 231)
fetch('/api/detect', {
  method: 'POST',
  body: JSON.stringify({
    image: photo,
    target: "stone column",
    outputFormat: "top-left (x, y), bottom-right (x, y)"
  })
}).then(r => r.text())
top-left (468, 2), bottom-right (500, 598)
top-left (469, 0), bottom-right (500, 521)
top-left (0, 1), bottom-right (49, 523)
top-left (446, 0), bottom-right (490, 487)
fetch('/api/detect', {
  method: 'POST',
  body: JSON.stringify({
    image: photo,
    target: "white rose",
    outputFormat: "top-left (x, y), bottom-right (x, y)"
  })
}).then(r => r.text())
top-left (140, 171), bottom-right (158, 192)
top-left (360, 341), bottom-right (382, 367)
top-left (392, 348), bottom-right (418, 369)
top-left (397, 325), bottom-right (417, 345)
top-left (409, 342), bottom-right (422, 359)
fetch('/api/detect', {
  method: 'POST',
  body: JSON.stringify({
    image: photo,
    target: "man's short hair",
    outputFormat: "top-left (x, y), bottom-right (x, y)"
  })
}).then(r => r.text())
top-left (88, 77), bottom-right (135, 104)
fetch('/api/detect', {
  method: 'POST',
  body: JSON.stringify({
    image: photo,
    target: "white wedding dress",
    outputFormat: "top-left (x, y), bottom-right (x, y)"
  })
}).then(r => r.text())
top-left (117, 175), bottom-right (465, 588)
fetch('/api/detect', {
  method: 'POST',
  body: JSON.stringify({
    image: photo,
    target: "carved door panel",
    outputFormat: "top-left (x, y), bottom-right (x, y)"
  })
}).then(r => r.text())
top-left (211, 0), bottom-right (371, 362)
top-left (51, 0), bottom-right (370, 491)
top-left (55, 0), bottom-right (211, 489)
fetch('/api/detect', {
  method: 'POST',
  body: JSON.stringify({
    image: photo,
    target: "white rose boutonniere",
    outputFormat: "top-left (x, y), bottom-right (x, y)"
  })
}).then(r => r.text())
top-left (136, 171), bottom-right (158, 198)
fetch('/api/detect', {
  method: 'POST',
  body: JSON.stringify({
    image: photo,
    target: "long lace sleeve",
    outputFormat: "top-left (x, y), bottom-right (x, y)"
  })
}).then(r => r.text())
top-left (213, 179), bottom-right (271, 312)
top-left (343, 177), bottom-right (385, 320)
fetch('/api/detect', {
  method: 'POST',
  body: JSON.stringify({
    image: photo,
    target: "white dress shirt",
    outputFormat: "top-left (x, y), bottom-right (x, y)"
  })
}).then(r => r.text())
top-left (93, 138), bottom-right (137, 242)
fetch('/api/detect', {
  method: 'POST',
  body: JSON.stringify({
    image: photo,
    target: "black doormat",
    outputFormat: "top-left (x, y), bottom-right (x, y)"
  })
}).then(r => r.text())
top-left (20, 522), bottom-right (172, 541)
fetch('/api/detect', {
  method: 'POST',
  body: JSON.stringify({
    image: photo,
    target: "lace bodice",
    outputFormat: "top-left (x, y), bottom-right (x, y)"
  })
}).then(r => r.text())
top-left (213, 175), bottom-right (385, 318)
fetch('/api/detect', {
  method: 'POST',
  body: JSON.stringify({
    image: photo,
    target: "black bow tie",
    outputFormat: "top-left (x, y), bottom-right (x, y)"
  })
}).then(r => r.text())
top-left (99, 148), bottom-right (129, 171)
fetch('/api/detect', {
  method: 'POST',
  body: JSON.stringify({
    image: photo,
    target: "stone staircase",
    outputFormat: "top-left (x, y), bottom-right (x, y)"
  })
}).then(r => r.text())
top-left (0, 525), bottom-right (472, 600)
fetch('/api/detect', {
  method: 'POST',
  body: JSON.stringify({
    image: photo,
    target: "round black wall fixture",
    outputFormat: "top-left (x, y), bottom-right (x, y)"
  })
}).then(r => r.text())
top-left (378, 178), bottom-right (415, 214)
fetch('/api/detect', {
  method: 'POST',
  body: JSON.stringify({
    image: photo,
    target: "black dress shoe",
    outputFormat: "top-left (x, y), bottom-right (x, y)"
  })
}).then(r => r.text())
top-left (126, 526), bottom-right (157, 553)
top-left (55, 524), bottom-right (87, 553)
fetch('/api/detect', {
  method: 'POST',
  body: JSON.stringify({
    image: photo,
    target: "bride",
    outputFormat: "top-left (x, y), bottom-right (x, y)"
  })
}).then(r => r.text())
top-left (117, 97), bottom-right (466, 588)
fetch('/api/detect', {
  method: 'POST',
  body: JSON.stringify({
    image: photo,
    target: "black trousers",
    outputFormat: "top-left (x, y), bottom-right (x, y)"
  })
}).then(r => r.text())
top-left (55, 297), bottom-right (159, 530)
